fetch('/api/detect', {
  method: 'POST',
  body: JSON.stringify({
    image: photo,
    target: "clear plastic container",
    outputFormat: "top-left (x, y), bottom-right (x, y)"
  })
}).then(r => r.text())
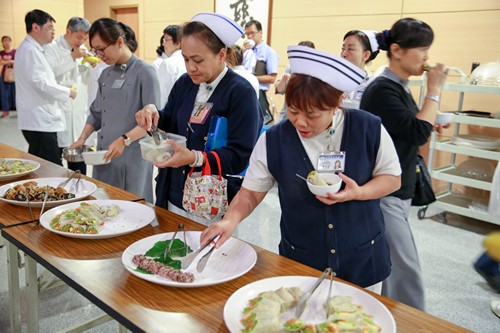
top-left (139, 133), bottom-right (187, 163)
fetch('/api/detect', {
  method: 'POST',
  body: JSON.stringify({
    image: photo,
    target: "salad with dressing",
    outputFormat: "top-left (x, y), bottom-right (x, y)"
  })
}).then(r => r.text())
top-left (49, 202), bottom-right (120, 234)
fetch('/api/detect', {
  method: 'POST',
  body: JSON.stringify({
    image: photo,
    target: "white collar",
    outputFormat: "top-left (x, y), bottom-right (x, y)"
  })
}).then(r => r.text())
top-left (200, 66), bottom-right (228, 92)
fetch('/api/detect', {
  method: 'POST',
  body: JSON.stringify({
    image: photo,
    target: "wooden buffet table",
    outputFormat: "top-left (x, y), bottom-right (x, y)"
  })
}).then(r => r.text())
top-left (0, 144), bottom-right (472, 332)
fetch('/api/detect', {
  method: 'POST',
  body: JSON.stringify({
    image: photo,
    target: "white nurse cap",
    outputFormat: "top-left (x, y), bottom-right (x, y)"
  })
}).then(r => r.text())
top-left (287, 45), bottom-right (367, 93)
top-left (191, 12), bottom-right (244, 47)
top-left (361, 30), bottom-right (379, 53)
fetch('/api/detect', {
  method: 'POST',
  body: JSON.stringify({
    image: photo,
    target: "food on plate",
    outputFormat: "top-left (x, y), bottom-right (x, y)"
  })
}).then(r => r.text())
top-left (240, 287), bottom-right (302, 333)
top-left (307, 171), bottom-right (330, 186)
top-left (49, 202), bottom-right (120, 234)
top-left (132, 255), bottom-right (195, 283)
top-left (239, 288), bottom-right (381, 333)
top-left (0, 159), bottom-right (37, 175)
top-left (3, 181), bottom-right (75, 202)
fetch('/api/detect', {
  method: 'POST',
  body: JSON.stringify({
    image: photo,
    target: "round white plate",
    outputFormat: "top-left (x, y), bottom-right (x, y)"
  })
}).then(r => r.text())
top-left (0, 177), bottom-right (97, 208)
top-left (452, 135), bottom-right (500, 150)
top-left (122, 231), bottom-right (257, 288)
top-left (40, 200), bottom-right (154, 239)
top-left (0, 158), bottom-right (40, 182)
top-left (224, 276), bottom-right (396, 333)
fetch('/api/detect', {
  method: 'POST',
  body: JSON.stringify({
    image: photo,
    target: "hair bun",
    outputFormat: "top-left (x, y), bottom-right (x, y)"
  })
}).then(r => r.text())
top-left (377, 30), bottom-right (391, 51)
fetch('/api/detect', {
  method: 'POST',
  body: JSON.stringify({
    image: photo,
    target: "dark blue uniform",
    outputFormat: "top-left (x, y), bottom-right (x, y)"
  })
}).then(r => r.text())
top-left (266, 109), bottom-right (391, 287)
top-left (156, 69), bottom-right (263, 209)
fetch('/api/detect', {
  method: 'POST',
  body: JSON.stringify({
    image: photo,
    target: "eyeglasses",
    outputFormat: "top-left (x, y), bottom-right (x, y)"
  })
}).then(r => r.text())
top-left (163, 37), bottom-right (173, 42)
top-left (90, 43), bottom-right (112, 56)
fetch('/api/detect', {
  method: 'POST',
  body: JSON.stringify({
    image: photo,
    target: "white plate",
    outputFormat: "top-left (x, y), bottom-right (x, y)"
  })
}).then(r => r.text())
top-left (224, 276), bottom-right (396, 333)
top-left (452, 135), bottom-right (500, 150)
top-left (122, 231), bottom-right (257, 288)
top-left (0, 177), bottom-right (97, 208)
top-left (0, 158), bottom-right (41, 182)
top-left (40, 200), bottom-right (154, 239)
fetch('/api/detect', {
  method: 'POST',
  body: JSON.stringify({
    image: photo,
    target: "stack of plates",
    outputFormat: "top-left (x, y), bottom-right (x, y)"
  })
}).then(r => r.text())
top-left (452, 135), bottom-right (500, 150)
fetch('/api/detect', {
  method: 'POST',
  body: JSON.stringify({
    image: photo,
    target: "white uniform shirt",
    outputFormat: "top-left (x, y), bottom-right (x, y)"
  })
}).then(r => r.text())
top-left (243, 109), bottom-right (402, 192)
top-left (44, 34), bottom-right (91, 147)
top-left (15, 35), bottom-right (70, 132)
top-left (157, 50), bottom-right (186, 108)
top-left (232, 65), bottom-right (259, 97)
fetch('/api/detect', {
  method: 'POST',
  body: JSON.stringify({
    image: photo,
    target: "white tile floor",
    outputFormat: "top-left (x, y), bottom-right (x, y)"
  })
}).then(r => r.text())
top-left (1, 112), bottom-right (498, 332)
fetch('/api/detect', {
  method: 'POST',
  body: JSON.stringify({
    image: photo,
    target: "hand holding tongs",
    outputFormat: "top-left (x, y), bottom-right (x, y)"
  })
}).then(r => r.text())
top-left (172, 235), bottom-right (218, 269)
top-left (147, 124), bottom-right (162, 145)
top-left (295, 267), bottom-right (334, 319)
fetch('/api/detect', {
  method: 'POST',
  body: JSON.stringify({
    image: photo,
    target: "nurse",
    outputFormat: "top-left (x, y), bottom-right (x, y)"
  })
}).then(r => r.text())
top-left (135, 13), bottom-right (262, 222)
top-left (201, 45), bottom-right (401, 291)
top-left (340, 30), bottom-right (379, 108)
top-left (71, 18), bottom-right (160, 202)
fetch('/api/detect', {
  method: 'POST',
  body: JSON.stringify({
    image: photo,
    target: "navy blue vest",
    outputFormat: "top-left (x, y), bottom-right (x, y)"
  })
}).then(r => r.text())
top-left (266, 109), bottom-right (391, 287)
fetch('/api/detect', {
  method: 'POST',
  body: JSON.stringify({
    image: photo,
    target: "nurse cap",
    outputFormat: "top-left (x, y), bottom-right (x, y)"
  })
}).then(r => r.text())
top-left (191, 12), bottom-right (244, 47)
top-left (287, 45), bottom-right (366, 93)
top-left (361, 30), bottom-right (379, 53)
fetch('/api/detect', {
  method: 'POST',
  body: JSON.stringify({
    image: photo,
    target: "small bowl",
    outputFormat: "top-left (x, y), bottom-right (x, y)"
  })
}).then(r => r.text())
top-left (82, 150), bottom-right (109, 165)
top-left (62, 146), bottom-right (91, 163)
top-left (435, 112), bottom-right (454, 125)
top-left (307, 173), bottom-right (342, 197)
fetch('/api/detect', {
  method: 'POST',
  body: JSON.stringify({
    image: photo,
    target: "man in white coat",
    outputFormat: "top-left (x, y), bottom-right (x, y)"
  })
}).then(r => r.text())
top-left (45, 17), bottom-right (91, 173)
top-left (15, 9), bottom-right (76, 165)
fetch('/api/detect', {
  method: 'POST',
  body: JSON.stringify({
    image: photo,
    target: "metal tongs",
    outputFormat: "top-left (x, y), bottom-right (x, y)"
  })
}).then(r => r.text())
top-left (295, 267), bottom-right (334, 319)
top-left (38, 185), bottom-right (50, 223)
top-left (163, 224), bottom-right (186, 261)
top-left (58, 170), bottom-right (80, 189)
top-left (147, 124), bottom-right (162, 145)
top-left (172, 235), bottom-right (218, 269)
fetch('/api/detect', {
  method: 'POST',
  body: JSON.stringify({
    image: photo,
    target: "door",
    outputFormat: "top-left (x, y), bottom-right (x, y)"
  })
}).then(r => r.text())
top-left (111, 7), bottom-right (139, 57)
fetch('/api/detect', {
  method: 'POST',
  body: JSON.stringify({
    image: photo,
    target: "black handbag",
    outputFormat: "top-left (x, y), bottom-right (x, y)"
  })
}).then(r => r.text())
top-left (411, 154), bottom-right (436, 206)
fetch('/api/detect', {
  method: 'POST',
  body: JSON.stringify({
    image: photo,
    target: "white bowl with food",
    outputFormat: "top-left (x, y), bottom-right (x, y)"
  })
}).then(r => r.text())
top-left (435, 112), bottom-right (454, 125)
top-left (306, 171), bottom-right (342, 197)
top-left (139, 133), bottom-right (187, 163)
top-left (82, 150), bottom-right (109, 165)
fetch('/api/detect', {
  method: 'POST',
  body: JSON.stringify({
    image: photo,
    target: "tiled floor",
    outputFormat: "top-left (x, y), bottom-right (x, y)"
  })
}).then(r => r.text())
top-left (1, 111), bottom-right (499, 332)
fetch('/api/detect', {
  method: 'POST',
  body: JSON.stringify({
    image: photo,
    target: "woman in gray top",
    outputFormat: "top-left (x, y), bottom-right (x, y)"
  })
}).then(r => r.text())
top-left (71, 18), bottom-right (160, 202)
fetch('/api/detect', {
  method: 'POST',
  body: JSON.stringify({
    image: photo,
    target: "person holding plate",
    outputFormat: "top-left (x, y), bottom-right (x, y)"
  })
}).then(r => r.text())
top-left (71, 18), bottom-right (160, 202)
top-left (200, 45), bottom-right (401, 292)
top-left (135, 13), bottom-right (262, 224)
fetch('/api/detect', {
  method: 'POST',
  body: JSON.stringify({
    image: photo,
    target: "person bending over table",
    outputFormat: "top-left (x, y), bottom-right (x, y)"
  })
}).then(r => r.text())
top-left (135, 13), bottom-right (262, 225)
top-left (201, 45), bottom-right (401, 292)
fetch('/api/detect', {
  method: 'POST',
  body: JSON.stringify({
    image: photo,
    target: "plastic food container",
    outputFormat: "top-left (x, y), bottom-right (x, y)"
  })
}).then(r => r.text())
top-left (82, 150), bottom-right (109, 165)
top-left (435, 112), bottom-right (454, 125)
top-left (139, 133), bottom-right (187, 163)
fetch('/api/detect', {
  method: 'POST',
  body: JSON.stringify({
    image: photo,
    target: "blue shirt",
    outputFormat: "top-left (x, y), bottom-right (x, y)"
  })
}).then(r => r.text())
top-left (242, 41), bottom-right (279, 91)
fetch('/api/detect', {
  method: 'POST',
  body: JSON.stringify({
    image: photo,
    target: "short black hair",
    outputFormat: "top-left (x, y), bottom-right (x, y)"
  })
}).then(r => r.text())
top-left (163, 25), bottom-right (182, 44)
top-left (244, 20), bottom-right (262, 31)
top-left (25, 9), bottom-right (55, 33)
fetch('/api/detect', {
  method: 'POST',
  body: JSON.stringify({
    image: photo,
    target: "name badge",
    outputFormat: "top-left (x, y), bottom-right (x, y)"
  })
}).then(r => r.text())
top-left (111, 79), bottom-right (125, 89)
top-left (190, 102), bottom-right (213, 124)
top-left (317, 152), bottom-right (346, 173)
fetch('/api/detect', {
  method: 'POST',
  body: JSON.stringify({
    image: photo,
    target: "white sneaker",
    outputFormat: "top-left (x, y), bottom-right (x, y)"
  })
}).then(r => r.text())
top-left (491, 300), bottom-right (500, 318)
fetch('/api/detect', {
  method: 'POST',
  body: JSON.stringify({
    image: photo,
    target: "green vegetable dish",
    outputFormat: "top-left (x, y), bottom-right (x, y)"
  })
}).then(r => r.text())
top-left (135, 239), bottom-right (193, 272)
top-left (0, 159), bottom-right (36, 175)
top-left (50, 202), bottom-right (120, 234)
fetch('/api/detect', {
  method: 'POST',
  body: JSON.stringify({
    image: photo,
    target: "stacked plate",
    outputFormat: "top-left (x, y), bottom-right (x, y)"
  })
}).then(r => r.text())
top-left (452, 135), bottom-right (500, 150)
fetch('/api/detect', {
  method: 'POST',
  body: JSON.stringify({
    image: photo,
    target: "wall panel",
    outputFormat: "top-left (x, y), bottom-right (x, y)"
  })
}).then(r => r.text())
top-left (403, 0), bottom-right (500, 13)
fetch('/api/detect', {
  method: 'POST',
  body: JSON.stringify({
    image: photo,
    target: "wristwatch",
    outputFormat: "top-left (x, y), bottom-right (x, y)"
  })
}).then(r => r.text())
top-left (122, 134), bottom-right (131, 146)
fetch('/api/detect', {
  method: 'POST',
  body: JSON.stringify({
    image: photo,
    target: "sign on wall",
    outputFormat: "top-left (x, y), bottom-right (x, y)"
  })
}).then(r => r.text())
top-left (215, 0), bottom-right (270, 41)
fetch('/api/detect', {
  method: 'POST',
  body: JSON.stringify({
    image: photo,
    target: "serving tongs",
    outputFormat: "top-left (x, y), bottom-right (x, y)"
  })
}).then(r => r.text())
top-left (38, 185), bottom-right (50, 224)
top-left (172, 235), bottom-right (218, 270)
top-left (57, 170), bottom-right (80, 189)
top-left (295, 267), bottom-right (334, 319)
top-left (25, 190), bottom-right (35, 223)
top-left (147, 124), bottom-right (163, 145)
top-left (163, 224), bottom-right (185, 261)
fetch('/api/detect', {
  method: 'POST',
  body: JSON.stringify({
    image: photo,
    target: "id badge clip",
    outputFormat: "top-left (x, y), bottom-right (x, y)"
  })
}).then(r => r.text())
top-left (317, 151), bottom-right (346, 173)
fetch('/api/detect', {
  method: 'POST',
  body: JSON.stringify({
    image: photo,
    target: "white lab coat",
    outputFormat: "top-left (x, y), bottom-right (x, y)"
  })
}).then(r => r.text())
top-left (15, 35), bottom-right (70, 132)
top-left (156, 50), bottom-right (186, 108)
top-left (44, 34), bottom-right (91, 147)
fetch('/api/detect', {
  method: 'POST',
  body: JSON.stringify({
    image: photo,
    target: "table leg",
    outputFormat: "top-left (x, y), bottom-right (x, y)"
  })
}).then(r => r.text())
top-left (25, 254), bottom-right (39, 333)
top-left (7, 241), bottom-right (21, 333)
